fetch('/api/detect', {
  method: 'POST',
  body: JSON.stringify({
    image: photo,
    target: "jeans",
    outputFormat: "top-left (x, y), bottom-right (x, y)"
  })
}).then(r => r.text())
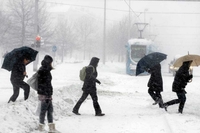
top-left (39, 100), bottom-right (53, 124)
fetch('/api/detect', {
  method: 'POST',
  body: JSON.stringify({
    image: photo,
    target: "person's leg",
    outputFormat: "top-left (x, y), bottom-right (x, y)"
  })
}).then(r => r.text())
top-left (148, 89), bottom-right (157, 103)
top-left (19, 81), bottom-right (30, 100)
top-left (39, 101), bottom-right (48, 124)
top-left (90, 91), bottom-right (104, 116)
top-left (73, 91), bottom-right (88, 115)
top-left (163, 92), bottom-right (180, 111)
top-left (8, 82), bottom-right (20, 102)
top-left (47, 101), bottom-right (53, 123)
top-left (155, 91), bottom-right (163, 108)
top-left (177, 92), bottom-right (186, 113)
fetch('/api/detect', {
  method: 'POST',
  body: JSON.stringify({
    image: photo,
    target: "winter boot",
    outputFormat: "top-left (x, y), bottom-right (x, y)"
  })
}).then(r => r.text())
top-left (38, 123), bottom-right (45, 132)
top-left (72, 110), bottom-right (81, 115)
top-left (48, 123), bottom-right (60, 133)
top-left (152, 97), bottom-right (159, 105)
top-left (95, 113), bottom-right (105, 116)
top-left (158, 98), bottom-right (164, 108)
top-left (163, 103), bottom-right (168, 111)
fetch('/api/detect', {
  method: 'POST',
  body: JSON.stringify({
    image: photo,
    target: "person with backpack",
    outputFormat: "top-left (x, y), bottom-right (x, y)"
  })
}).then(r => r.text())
top-left (163, 60), bottom-right (193, 114)
top-left (37, 55), bottom-right (59, 132)
top-left (72, 57), bottom-right (105, 116)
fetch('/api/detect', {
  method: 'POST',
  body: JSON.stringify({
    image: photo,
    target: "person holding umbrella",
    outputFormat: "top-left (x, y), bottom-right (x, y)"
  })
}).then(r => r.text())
top-left (136, 52), bottom-right (167, 108)
top-left (8, 55), bottom-right (31, 103)
top-left (1, 46), bottom-right (38, 103)
top-left (146, 63), bottom-right (164, 108)
top-left (163, 60), bottom-right (193, 114)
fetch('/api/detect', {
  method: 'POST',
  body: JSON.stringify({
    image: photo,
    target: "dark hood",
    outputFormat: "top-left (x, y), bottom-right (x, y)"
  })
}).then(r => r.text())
top-left (41, 55), bottom-right (53, 70)
top-left (181, 60), bottom-right (192, 70)
top-left (89, 57), bottom-right (100, 68)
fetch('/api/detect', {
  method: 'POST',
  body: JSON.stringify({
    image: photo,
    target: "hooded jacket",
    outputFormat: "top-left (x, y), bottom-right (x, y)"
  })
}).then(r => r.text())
top-left (82, 57), bottom-right (100, 92)
top-left (172, 61), bottom-right (193, 92)
top-left (147, 64), bottom-right (163, 92)
top-left (37, 55), bottom-right (53, 96)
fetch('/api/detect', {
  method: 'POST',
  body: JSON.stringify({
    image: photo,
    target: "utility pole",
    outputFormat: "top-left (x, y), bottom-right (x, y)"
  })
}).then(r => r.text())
top-left (128, 0), bottom-right (131, 39)
top-left (103, 0), bottom-right (106, 64)
top-left (33, 0), bottom-right (39, 71)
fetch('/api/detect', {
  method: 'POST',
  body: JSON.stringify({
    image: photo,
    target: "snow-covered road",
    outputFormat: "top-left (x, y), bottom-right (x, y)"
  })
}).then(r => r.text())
top-left (1, 61), bottom-right (200, 133)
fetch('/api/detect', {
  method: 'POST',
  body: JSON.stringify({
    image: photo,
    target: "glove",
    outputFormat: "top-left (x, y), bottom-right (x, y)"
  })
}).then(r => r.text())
top-left (189, 74), bottom-right (193, 79)
top-left (183, 90), bottom-right (187, 94)
top-left (96, 80), bottom-right (101, 85)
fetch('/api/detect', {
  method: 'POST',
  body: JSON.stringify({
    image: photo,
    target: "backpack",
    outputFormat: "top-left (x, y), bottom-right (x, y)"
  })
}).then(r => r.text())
top-left (27, 72), bottom-right (38, 91)
top-left (79, 65), bottom-right (95, 81)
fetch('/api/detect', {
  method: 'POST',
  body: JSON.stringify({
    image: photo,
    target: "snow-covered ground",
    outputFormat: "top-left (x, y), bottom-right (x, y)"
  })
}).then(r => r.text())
top-left (0, 59), bottom-right (200, 133)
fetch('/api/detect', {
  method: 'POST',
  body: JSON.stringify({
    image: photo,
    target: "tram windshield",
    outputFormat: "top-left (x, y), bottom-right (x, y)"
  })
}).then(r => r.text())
top-left (131, 45), bottom-right (146, 62)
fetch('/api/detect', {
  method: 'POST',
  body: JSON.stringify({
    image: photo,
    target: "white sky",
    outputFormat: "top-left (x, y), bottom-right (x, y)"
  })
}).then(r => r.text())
top-left (46, 0), bottom-right (200, 58)
top-left (1, 0), bottom-right (200, 61)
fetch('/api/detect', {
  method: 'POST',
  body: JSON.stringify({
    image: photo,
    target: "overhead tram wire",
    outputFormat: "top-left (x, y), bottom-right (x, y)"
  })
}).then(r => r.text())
top-left (40, 1), bottom-right (200, 15)
top-left (128, 0), bottom-right (200, 1)
top-left (123, 0), bottom-right (141, 20)
top-left (40, 1), bottom-right (200, 26)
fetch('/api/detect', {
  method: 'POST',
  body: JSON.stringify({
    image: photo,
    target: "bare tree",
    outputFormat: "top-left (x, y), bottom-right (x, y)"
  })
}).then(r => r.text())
top-left (7, 0), bottom-right (35, 46)
top-left (107, 16), bottom-right (137, 62)
top-left (74, 14), bottom-right (97, 60)
top-left (55, 18), bottom-right (76, 62)
top-left (7, 0), bottom-right (54, 49)
top-left (0, 11), bottom-right (12, 49)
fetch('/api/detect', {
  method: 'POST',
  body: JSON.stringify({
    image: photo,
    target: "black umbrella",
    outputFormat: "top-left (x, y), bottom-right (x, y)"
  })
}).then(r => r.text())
top-left (136, 52), bottom-right (167, 76)
top-left (1, 46), bottom-right (38, 71)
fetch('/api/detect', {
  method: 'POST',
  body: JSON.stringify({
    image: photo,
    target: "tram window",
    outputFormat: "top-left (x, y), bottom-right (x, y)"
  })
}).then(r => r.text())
top-left (131, 45), bottom-right (146, 62)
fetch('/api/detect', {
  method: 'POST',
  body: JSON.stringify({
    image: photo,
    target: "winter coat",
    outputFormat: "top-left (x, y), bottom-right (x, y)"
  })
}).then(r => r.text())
top-left (37, 55), bottom-right (53, 97)
top-left (82, 57), bottom-right (100, 92)
top-left (10, 61), bottom-right (26, 82)
top-left (147, 64), bottom-right (163, 92)
top-left (172, 61), bottom-right (193, 93)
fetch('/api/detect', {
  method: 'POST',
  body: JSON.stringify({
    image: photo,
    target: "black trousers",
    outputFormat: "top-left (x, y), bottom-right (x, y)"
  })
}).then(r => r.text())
top-left (9, 80), bottom-right (30, 102)
top-left (148, 89), bottom-right (163, 107)
top-left (73, 91), bottom-right (102, 115)
top-left (165, 92), bottom-right (186, 113)
top-left (39, 100), bottom-right (53, 124)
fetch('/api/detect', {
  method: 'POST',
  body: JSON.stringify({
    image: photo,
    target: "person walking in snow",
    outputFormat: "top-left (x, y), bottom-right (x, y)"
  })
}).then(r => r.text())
top-left (8, 56), bottom-right (30, 103)
top-left (163, 60), bottom-right (193, 114)
top-left (72, 57), bottom-right (105, 116)
top-left (147, 63), bottom-right (164, 108)
top-left (37, 55), bottom-right (59, 132)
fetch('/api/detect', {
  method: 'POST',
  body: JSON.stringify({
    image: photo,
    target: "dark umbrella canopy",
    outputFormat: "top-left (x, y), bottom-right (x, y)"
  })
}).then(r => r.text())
top-left (136, 52), bottom-right (167, 76)
top-left (1, 46), bottom-right (38, 71)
